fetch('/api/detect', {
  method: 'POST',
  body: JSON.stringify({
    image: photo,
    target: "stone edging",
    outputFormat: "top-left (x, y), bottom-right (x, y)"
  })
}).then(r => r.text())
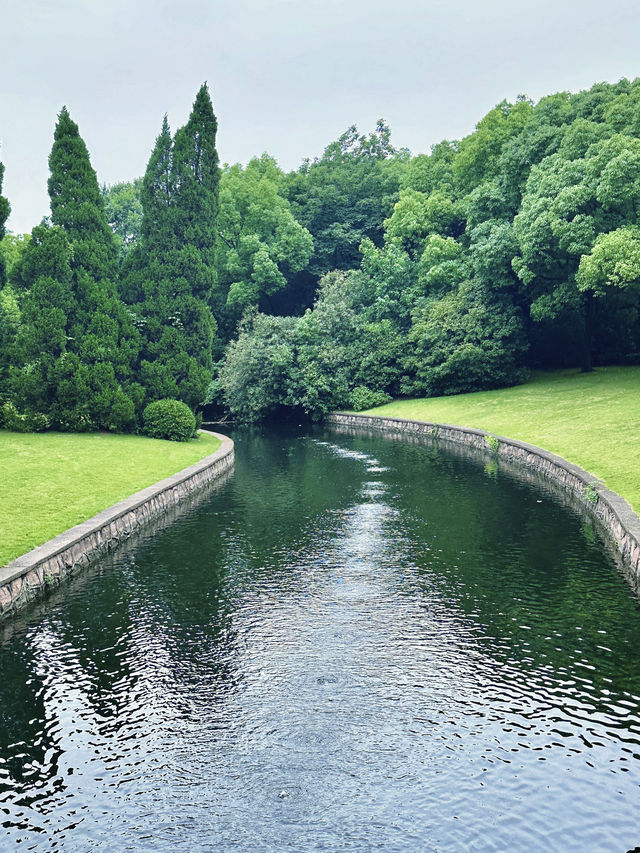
top-left (0, 430), bottom-right (234, 620)
top-left (326, 413), bottom-right (640, 587)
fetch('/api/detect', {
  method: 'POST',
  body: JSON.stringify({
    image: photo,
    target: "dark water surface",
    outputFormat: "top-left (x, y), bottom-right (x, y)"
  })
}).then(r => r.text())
top-left (1, 425), bottom-right (640, 852)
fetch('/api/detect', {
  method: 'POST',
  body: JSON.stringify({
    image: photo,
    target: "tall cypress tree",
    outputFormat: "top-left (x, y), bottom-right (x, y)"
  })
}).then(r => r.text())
top-left (171, 84), bottom-right (219, 260)
top-left (9, 108), bottom-right (141, 431)
top-left (0, 159), bottom-right (14, 397)
top-left (118, 119), bottom-right (173, 307)
top-left (141, 115), bottom-right (173, 253)
top-left (49, 108), bottom-right (118, 280)
top-left (8, 224), bottom-right (79, 425)
top-left (0, 160), bottom-right (9, 288)
top-left (122, 84), bottom-right (220, 410)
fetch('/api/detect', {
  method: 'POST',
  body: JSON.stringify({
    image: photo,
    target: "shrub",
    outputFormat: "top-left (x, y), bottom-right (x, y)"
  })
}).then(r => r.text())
top-left (349, 386), bottom-right (392, 411)
top-left (0, 401), bottom-right (49, 432)
top-left (142, 398), bottom-right (196, 442)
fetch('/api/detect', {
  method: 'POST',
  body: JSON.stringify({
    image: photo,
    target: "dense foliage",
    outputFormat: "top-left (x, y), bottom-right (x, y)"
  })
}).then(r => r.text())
top-left (0, 161), bottom-right (13, 389)
top-left (0, 160), bottom-right (9, 288)
top-left (120, 85), bottom-right (220, 412)
top-left (213, 154), bottom-right (313, 342)
top-left (219, 80), bottom-right (640, 420)
top-left (101, 177), bottom-right (143, 263)
top-left (3, 77), bottom-right (640, 430)
top-left (6, 109), bottom-right (141, 431)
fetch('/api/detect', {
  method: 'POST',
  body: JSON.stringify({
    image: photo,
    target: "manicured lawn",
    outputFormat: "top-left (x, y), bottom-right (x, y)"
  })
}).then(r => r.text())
top-left (360, 366), bottom-right (640, 511)
top-left (0, 431), bottom-right (221, 566)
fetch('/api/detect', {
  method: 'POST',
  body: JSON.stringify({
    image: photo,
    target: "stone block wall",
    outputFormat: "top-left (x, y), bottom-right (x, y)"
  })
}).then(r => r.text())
top-left (326, 413), bottom-right (640, 592)
top-left (0, 431), bottom-right (234, 621)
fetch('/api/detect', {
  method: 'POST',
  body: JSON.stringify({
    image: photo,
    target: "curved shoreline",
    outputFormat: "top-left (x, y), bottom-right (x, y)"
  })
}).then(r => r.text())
top-left (326, 413), bottom-right (640, 591)
top-left (0, 430), bottom-right (234, 621)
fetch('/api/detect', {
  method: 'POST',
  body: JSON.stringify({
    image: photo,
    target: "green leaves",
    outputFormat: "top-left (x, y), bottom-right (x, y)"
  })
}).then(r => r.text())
top-left (214, 155), bottom-right (312, 322)
top-left (102, 178), bottom-right (143, 262)
top-left (287, 121), bottom-right (403, 277)
top-left (121, 85), bottom-right (220, 411)
top-left (577, 227), bottom-right (640, 297)
top-left (405, 283), bottom-right (528, 397)
top-left (0, 161), bottom-right (9, 289)
top-left (6, 110), bottom-right (142, 431)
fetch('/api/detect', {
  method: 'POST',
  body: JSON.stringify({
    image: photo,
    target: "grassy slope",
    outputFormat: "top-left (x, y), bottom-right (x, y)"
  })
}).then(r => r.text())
top-left (0, 431), bottom-right (221, 566)
top-left (361, 366), bottom-right (640, 511)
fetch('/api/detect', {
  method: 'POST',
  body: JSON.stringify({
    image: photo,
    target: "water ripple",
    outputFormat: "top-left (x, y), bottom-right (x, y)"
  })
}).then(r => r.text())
top-left (1, 426), bottom-right (639, 851)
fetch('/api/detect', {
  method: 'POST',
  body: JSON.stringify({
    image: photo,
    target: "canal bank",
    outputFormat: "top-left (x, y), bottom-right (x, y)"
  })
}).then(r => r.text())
top-left (0, 430), bottom-right (234, 620)
top-left (3, 423), bottom-right (640, 852)
top-left (327, 413), bottom-right (640, 593)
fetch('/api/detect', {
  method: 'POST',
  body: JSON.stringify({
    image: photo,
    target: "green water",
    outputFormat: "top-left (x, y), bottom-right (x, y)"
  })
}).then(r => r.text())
top-left (1, 425), bottom-right (639, 851)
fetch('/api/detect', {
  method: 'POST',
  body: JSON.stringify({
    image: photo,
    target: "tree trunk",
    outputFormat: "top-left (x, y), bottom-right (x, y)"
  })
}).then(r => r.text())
top-left (581, 293), bottom-right (595, 373)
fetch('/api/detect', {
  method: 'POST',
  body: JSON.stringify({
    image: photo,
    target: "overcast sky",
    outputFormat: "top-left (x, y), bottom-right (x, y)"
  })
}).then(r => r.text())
top-left (2, 0), bottom-right (640, 233)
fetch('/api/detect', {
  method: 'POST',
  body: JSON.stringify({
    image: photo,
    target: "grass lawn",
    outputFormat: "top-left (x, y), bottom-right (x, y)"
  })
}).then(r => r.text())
top-left (360, 366), bottom-right (640, 511)
top-left (0, 431), bottom-right (221, 567)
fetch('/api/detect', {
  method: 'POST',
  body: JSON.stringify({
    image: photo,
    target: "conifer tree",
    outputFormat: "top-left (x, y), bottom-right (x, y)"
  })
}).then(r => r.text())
top-left (0, 160), bottom-right (9, 288)
top-left (141, 115), bottom-right (173, 253)
top-left (9, 224), bottom-right (78, 424)
top-left (9, 108), bottom-right (141, 431)
top-left (0, 160), bottom-right (14, 396)
top-left (171, 84), bottom-right (219, 259)
top-left (122, 84), bottom-right (220, 410)
top-left (49, 108), bottom-right (118, 280)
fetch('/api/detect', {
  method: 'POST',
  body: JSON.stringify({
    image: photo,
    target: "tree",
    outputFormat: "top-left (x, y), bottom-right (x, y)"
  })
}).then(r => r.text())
top-left (401, 141), bottom-right (457, 196)
top-left (575, 226), bottom-right (640, 360)
top-left (121, 85), bottom-right (220, 410)
top-left (384, 188), bottom-right (465, 256)
top-left (9, 224), bottom-right (77, 424)
top-left (140, 114), bottom-right (173, 254)
top-left (576, 226), bottom-right (640, 296)
top-left (218, 270), bottom-right (404, 421)
top-left (9, 108), bottom-right (140, 431)
top-left (404, 281), bottom-right (528, 397)
top-left (214, 154), bottom-right (313, 337)
top-left (212, 76), bottom-right (640, 422)
top-left (513, 133), bottom-right (640, 370)
top-left (219, 311), bottom-right (298, 421)
top-left (0, 159), bottom-right (9, 289)
top-left (297, 270), bottom-right (403, 408)
top-left (359, 236), bottom-right (417, 330)
top-left (0, 233), bottom-right (31, 281)
top-left (171, 85), bottom-right (220, 254)
top-left (453, 97), bottom-right (533, 194)
top-left (102, 178), bottom-right (143, 262)
top-left (0, 161), bottom-right (14, 395)
top-left (0, 283), bottom-right (19, 395)
top-left (49, 108), bottom-right (118, 281)
top-left (286, 121), bottom-right (405, 279)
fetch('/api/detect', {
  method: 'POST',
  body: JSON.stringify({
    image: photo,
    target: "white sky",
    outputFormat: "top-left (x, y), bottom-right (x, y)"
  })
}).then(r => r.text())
top-left (1, 0), bottom-right (639, 233)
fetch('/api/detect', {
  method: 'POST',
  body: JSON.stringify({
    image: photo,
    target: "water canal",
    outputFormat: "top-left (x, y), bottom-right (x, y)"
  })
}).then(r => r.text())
top-left (1, 425), bottom-right (639, 851)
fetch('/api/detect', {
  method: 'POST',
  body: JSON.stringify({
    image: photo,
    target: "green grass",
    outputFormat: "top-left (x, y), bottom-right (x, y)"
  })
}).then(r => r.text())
top-left (0, 431), bottom-right (221, 567)
top-left (360, 366), bottom-right (640, 511)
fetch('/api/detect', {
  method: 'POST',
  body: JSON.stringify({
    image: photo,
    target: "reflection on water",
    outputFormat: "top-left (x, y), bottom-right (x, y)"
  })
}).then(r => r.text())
top-left (1, 425), bottom-right (640, 851)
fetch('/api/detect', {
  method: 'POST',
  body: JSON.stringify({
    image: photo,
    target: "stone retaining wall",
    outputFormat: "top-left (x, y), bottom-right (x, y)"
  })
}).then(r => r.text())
top-left (0, 431), bottom-right (234, 621)
top-left (326, 413), bottom-right (640, 591)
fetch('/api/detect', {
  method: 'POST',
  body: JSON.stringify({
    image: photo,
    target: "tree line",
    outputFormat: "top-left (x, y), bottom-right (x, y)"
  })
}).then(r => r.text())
top-left (0, 85), bottom-right (218, 431)
top-left (2, 77), bottom-right (640, 429)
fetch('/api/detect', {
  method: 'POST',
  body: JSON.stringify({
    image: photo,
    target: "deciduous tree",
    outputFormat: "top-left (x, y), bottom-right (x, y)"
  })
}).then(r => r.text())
top-left (214, 154), bottom-right (312, 337)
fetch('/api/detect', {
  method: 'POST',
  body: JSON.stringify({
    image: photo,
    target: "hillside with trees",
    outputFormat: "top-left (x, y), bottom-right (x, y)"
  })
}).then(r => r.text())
top-left (2, 77), bottom-right (640, 430)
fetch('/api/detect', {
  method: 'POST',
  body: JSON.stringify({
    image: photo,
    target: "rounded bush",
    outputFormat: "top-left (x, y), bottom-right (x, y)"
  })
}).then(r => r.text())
top-left (142, 399), bottom-right (196, 442)
top-left (349, 386), bottom-right (392, 412)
